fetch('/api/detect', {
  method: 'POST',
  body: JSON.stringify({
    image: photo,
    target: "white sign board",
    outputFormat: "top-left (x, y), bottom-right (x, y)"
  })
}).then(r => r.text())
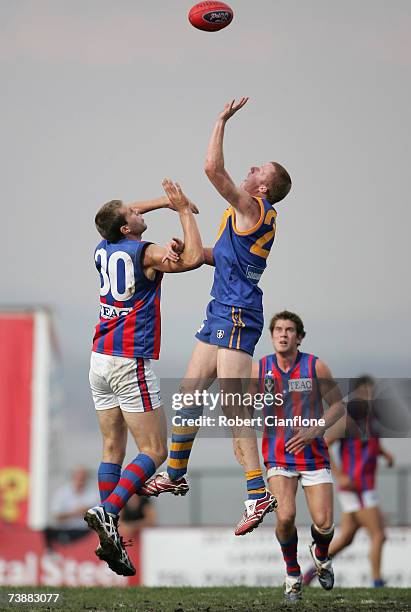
top-left (142, 526), bottom-right (411, 587)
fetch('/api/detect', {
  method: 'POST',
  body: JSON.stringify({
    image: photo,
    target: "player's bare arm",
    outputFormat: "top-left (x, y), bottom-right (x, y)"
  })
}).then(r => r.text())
top-left (204, 98), bottom-right (260, 224)
top-left (162, 239), bottom-right (215, 267)
top-left (285, 360), bottom-right (345, 455)
top-left (379, 445), bottom-right (394, 467)
top-left (143, 179), bottom-right (204, 276)
top-left (127, 195), bottom-right (199, 215)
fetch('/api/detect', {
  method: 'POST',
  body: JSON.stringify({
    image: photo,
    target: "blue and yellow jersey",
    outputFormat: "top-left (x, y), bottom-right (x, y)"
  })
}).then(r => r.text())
top-left (210, 197), bottom-right (276, 311)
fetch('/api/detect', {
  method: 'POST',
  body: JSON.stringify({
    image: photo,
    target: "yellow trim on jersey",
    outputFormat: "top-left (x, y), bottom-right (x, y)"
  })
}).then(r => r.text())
top-left (230, 197), bottom-right (266, 236)
top-left (250, 208), bottom-right (277, 259)
top-left (215, 208), bottom-right (232, 243)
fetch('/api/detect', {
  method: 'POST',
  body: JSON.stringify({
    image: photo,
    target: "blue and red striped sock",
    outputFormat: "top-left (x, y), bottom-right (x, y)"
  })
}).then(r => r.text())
top-left (277, 529), bottom-right (301, 577)
top-left (102, 454), bottom-right (156, 516)
top-left (98, 462), bottom-right (121, 503)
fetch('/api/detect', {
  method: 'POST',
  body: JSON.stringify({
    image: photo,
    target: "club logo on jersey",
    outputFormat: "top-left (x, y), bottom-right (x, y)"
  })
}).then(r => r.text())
top-left (245, 265), bottom-right (264, 285)
top-left (216, 329), bottom-right (225, 339)
top-left (100, 303), bottom-right (133, 319)
top-left (288, 378), bottom-right (313, 392)
top-left (264, 376), bottom-right (274, 393)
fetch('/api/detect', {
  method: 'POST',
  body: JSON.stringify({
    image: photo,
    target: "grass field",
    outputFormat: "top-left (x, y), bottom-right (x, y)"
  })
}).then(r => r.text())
top-left (1, 587), bottom-right (410, 612)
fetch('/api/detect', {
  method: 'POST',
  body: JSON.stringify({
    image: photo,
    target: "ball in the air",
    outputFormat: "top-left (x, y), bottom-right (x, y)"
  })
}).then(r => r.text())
top-left (188, 1), bottom-right (234, 32)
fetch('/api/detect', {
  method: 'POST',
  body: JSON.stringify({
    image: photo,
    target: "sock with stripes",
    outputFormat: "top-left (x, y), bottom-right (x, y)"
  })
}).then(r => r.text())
top-left (311, 523), bottom-right (334, 561)
top-left (246, 469), bottom-right (266, 501)
top-left (98, 462), bottom-right (122, 503)
top-left (102, 454), bottom-right (156, 516)
top-left (277, 529), bottom-right (301, 577)
top-left (167, 405), bottom-right (203, 481)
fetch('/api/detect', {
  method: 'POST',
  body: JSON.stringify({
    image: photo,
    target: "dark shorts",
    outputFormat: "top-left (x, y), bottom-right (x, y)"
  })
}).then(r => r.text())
top-left (195, 299), bottom-right (263, 356)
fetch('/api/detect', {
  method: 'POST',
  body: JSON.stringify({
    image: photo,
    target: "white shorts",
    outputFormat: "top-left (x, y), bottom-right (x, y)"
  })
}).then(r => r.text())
top-left (338, 489), bottom-right (379, 513)
top-left (89, 351), bottom-right (161, 413)
top-left (266, 466), bottom-right (334, 487)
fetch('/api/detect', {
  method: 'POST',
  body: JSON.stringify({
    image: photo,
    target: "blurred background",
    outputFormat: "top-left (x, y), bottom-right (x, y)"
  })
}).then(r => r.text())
top-left (1, 0), bottom-right (410, 588)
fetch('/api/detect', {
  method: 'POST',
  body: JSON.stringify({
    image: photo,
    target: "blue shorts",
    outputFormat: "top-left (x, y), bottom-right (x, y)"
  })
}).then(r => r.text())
top-left (195, 299), bottom-right (263, 356)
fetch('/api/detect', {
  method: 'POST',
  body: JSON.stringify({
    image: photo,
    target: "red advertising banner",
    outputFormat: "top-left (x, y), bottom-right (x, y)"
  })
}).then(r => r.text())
top-left (0, 523), bottom-right (141, 586)
top-left (0, 314), bottom-right (34, 527)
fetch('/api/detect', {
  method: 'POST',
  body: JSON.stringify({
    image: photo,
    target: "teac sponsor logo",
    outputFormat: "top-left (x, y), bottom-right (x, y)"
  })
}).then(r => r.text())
top-left (100, 304), bottom-right (133, 319)
top-left (288, 378), bottom-right (313, 393)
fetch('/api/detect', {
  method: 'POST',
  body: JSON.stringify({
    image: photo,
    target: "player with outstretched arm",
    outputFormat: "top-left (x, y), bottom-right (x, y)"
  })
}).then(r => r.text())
top-left (140, 99), bottom-right (292, 535)
top-left (84, 180), bottom-right (204, 576)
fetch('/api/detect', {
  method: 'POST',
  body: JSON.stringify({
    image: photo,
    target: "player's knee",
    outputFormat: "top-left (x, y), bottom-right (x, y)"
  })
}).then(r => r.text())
top-left (312, 513), bottom-right (333, 532)
top-left (103, 439), bottom-right (126, 464)
top-left (276, 510), bottom-right (296, 531)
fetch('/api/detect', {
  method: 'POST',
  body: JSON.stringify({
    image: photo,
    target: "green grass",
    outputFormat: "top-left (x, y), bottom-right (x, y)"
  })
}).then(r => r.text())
top-left (1, 587), bottom-right (410, 612)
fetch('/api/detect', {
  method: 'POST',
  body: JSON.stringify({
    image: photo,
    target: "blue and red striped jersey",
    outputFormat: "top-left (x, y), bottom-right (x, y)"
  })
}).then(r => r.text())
top-left (339, 436), bottom-right (380, 492)
top-left (260, 351), bottom-right (330, 471)
top-left (211, 197), bottom-right (277, 311)
top-left (92, 238), bottom-right (162, 359)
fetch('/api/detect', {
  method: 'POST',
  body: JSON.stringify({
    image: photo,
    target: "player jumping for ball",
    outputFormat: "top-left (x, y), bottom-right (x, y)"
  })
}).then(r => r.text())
top-left (84, 180), bottom-right (203, 576)
top-left (250, 311), bottom-right (345, 602)
top-left (140, 98), bottom-right (292, 535)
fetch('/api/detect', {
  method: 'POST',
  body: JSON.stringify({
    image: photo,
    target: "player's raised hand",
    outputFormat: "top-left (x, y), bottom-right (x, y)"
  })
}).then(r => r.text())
top-left (219, 97), bottom-right (249, 122)
top-left (162, 179), bottom-right (192, 213)
top-left (168, 196), bottom-right (199, 215)
top-left (161, 237), bottom-right (185, 264)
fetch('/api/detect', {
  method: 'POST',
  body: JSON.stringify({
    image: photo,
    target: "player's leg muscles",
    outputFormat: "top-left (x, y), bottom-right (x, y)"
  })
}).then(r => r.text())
top-left (328, 512), bottom-right (359, 557)
top-left (217, 347), bottom-right (262, 480)
top-left (167, 341), bottom-right (217, 480)
top-left (97, 407), bottom-right (127, 464)
top-left (101, 408), bottom-right (167, 516)
top-left (123, 407), bottom-right (168, 467)
top-left (269, 475), bottom-right (300, 575)
top-left (96, 407), bottom-right (127, 503)
top-left (356, 506), bottom-right (386, 581)
top-left (304, 483), bottom-right (334, 561)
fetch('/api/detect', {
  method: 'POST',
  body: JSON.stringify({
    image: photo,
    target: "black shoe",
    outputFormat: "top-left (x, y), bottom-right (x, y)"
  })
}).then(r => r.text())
top-left (84, 506), bottom-right (135, 576)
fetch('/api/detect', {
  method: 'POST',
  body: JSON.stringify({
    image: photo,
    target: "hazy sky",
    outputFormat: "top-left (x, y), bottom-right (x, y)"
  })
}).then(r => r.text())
top-left (2, 0), bottom-right (410, 431)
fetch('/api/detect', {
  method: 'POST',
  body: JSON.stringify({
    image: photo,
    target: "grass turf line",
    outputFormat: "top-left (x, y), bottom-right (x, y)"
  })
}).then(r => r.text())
top-left (0, 587), bottom-right (410, 611)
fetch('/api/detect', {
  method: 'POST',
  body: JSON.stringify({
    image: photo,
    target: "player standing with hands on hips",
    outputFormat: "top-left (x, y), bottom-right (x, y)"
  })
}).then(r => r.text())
top-left (85, 179), bottom-right (203, 576)
top-left (141, 99), bottom-right (292, 535)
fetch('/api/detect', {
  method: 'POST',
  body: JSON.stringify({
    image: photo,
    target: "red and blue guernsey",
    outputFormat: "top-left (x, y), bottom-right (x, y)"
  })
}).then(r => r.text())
top-left (260, 351), bottom-right (330, 471)
top-left (92, 239), bottom-right (162, 359)
top-left (211, 197), bottom-right (277, 310)
top-left (339, 432), bottom-right (381, 492)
